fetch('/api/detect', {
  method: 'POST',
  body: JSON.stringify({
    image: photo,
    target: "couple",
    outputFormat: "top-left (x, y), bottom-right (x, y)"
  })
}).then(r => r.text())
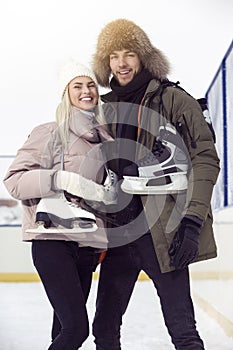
top-left (3, 19), bottom-right (219, 350)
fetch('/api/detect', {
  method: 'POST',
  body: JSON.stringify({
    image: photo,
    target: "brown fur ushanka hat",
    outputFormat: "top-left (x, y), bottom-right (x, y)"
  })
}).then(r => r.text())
top-left (92, 18), bottom-right (170, 87)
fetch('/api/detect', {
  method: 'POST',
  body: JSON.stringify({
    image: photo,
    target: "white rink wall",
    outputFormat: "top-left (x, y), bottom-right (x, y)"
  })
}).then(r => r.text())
top-left (190, 206), bottom-right (233, 278)
top-left (0, 226), bottom-right (35, 275)
top-left (0, 207), bottom-right (233, 279)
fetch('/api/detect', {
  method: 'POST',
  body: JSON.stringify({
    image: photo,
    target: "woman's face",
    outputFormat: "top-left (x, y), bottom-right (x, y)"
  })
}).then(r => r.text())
top-left (68, 76), bottom-right (99, 110)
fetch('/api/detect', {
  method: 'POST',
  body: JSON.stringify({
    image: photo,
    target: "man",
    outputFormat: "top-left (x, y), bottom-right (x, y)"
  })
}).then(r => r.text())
top-left (91, 18), bottom-right (220, 349)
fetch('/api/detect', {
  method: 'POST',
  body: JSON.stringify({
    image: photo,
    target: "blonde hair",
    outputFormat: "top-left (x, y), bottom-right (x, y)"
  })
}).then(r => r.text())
top-left (56, 85), bottom-right (106, 150)
top-left (56, 88), bottom-right (71, 150)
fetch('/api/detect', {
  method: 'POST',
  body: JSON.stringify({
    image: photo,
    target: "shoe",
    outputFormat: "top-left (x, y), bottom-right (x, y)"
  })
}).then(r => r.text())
top-left (26, 193), bottom-right (98, 234)
top-left (121, 124), bottom-right (189, 195)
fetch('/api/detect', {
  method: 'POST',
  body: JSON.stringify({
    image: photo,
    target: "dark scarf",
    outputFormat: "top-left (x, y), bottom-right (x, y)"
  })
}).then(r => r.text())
top-left (110, 68), bottom-right (153, 103)
top-left (108, 69), bottom-right (152, 228)
top-left (109, 68), bottom-right (153, 171)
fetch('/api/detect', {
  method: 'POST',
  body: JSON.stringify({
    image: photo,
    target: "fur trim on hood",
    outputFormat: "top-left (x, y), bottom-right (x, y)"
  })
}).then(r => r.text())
top-left (92, 19), bottom-right (170, 87)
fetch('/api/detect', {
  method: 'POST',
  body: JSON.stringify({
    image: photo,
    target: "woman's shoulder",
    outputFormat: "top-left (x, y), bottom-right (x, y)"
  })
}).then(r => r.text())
top-left (28, 121), bottom-right (59, 138)
top-left (31, 121), bottom-right (58, 132)
top-left (26, 122), bottom-right (60, 146)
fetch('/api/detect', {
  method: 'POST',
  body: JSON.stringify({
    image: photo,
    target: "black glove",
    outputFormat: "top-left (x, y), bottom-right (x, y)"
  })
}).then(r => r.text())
top-left (168, 216), bottom-right (202, 270)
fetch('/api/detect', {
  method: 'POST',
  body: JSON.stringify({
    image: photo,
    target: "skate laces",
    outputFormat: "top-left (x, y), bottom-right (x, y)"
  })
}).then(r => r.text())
top-left (152, 139), bottom-right (166, 156)
top-left (105, 171), bottom-right (115, 191)
top-left (67, 200), bottom-right (79, 208)
top-left (104, 169), bottom-right (118, 193)
top-left (64, 196), bottom-right (82, 209)
top-left (137, 139), bottom-right (165, 166)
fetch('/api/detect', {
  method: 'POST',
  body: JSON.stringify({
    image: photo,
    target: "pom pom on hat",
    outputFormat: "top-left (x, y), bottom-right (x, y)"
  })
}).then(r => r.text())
top-left (58, 61), bottom-right (98, 99)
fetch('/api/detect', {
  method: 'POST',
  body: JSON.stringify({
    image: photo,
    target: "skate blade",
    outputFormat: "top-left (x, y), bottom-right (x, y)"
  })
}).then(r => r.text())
top-left (122, 186), bottom-right (187, 195)
top-left (26, 223), bottom-right (98, 234)
top-left (121, 175), bottom-right (187, 194)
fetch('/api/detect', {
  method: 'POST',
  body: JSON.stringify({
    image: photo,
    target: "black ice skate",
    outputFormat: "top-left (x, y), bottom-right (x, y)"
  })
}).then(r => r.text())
top-left (121, 124), bottom-right (189, 195)
top-left (26, 193), bottom-right (98, 234)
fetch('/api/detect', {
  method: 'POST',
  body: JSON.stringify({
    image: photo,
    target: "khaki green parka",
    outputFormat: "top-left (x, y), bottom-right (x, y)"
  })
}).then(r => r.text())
top-left (101, 78), bottom-right (220, 273)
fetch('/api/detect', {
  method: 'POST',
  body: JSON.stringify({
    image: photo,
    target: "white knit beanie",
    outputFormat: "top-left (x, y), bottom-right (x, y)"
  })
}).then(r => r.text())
top-left (58, 61), bottom-right (99, 99)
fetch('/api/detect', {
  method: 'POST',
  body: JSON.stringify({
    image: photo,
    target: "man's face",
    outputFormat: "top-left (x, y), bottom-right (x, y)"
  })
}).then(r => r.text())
top-left (109, 49), bottom-right (142, 86)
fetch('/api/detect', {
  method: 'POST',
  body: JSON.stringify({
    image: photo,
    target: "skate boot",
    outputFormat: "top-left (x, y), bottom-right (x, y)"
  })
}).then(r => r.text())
top-left (121, 124), bottom-right (189, 195)
top-left (26, 193), bottom-right (98, 234)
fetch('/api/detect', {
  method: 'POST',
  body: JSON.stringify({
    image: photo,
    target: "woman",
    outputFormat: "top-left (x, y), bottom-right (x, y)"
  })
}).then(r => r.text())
top-left (3, 61), bottom-right (116, 350)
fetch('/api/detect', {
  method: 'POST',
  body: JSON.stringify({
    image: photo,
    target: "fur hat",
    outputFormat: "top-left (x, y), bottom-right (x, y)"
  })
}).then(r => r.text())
top-left (92, 19), bottom-right (170, 87)
top-left (58, 61), bottom-right (98, 99)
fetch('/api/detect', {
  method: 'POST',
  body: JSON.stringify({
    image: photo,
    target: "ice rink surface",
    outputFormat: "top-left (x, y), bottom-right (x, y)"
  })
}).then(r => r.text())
top-left (0, 279), bottom-right (233, 350)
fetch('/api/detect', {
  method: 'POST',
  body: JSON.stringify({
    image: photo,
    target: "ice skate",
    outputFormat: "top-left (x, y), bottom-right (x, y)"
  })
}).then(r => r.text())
top-left (26, 193), bottom-right (98, 234)
top-left (121, 124), bottom-right (189, 195)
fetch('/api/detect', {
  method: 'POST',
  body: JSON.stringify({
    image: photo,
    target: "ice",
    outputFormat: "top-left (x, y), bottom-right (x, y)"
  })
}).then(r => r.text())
top-left (0, 279), bottom-right (233, 350)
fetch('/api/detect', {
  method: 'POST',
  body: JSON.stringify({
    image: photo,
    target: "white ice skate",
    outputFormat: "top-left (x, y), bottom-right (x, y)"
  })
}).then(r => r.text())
top-left (121, 124), bottom-right (189, 195)
top-left (26, 193), bottom-right (98, 234)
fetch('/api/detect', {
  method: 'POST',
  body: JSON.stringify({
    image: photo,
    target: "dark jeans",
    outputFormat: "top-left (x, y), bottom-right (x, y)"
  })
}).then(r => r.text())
top-left (93, 233), bottom-right (205, 350)
top-left (32, 240), bottom-right (100, 350)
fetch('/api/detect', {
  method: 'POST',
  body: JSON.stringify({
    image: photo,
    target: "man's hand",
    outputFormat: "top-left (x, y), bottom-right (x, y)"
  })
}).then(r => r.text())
top-left (168, 217), bottom-right (202, 270)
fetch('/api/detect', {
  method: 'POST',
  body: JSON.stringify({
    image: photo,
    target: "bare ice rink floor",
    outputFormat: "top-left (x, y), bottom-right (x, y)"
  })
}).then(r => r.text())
top-left (0, 279), bottom-right (233, 350)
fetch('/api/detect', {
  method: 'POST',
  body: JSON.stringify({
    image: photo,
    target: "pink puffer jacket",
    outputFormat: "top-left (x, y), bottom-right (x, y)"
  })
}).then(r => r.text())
top-left (3, 110), bottom-right (112, 245)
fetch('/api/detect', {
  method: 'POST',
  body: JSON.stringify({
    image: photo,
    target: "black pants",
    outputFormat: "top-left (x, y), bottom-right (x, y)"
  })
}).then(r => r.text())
top-left (32, 240), bottom-right (100, 350)
top-left (93, 233), bottom-right (205, 350)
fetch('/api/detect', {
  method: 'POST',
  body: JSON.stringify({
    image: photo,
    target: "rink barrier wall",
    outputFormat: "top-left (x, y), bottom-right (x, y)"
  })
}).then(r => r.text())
top-left (1, 270), bottom-right (233, 283)
top-left (0, 206), bottom-right (233, 280)
top-left (206, 40), bottom-right (233, 210)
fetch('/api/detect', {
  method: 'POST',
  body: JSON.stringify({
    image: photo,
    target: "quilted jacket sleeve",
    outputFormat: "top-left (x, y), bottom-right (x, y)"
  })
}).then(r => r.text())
top-left (164, 88), bottom-right (220, 221)
top-left (3, 123), bottom-right (59, 200)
